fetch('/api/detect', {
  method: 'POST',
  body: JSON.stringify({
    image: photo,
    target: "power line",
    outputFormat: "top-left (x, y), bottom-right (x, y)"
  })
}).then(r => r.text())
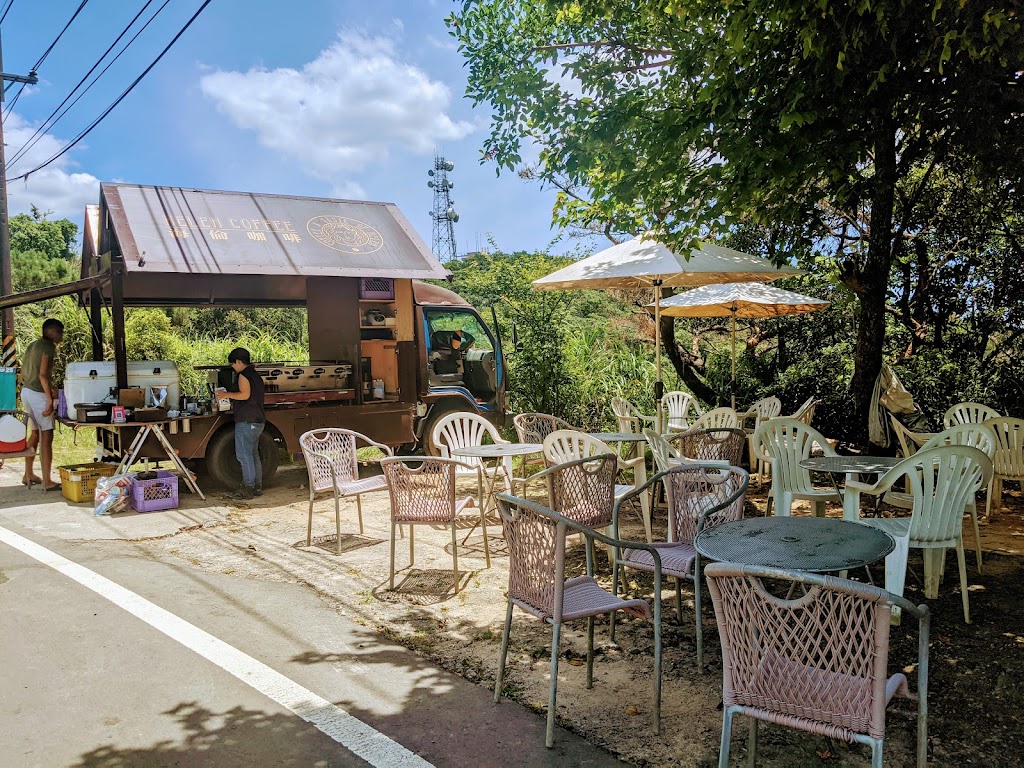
top-left (32, 0), bottom-right (90, 71)
top-left (11, 0), bottom-right (214, 182)
top-left (0, 1), bottom-right (15, 26)
top-left (5, 0), bottom-right (90, 114)
top-left (4, 0), bottom-right (90, 112)
top-left (7, 0), bottom-right (164, 170)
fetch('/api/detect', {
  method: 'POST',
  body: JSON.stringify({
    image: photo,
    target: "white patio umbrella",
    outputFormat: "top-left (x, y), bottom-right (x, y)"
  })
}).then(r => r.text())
top-left (651, 282), bottom-right (829, 405)
top-left (533, 234), bottom-right (803, 401)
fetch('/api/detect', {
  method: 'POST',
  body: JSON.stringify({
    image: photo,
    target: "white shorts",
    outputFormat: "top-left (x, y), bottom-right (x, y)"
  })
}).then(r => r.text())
top-left (21, 388), bottom-right (54, 431)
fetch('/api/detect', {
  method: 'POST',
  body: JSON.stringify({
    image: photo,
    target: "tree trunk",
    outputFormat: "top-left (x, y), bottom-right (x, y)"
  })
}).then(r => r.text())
top-left (846, 122), bottom-right (898, 444)
top-left (661, 314), bottom-right (718, 404)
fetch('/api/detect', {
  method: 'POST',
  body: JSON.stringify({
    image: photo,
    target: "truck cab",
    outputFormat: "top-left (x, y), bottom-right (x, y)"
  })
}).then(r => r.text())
top-left (413, 281), bottom-right (505, 451)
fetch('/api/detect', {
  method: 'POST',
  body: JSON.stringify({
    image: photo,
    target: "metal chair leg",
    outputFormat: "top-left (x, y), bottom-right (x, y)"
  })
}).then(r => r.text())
top-left (719, 707), bottom-right (735, 768)
top-left (334, 493), bottom-right (342, 556)
top-left (586, 616), bottom-right (595, 689)
top-left (451, 522), bottom-right (459, 594)
top-left (494, 599), bottom-right (514, 703)
top-left (747, 717), bottom-right (758, 768)
top-left (653, 589), bottom-right (662, 735)
top-left (389, 521), bottom-right (396, 590)
top-left (356, 494), bottom-right (364, 534)
top-left (694, 559), bottom-right (704, 672)
top-left (306, 495), bottom-right (314, 546)
top-left (546, 622), bottom-right (561, 748)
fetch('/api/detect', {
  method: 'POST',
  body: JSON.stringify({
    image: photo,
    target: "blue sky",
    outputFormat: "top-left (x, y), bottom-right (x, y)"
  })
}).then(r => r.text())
top-left (2, 0), bottom-right (598, 257)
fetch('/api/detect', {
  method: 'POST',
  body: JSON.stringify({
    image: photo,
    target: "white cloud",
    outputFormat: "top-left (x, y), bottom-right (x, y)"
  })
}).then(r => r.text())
top-left (3, 112), bottom-right (100, 222)
top-left (199, 31), bottom-right (475, 190)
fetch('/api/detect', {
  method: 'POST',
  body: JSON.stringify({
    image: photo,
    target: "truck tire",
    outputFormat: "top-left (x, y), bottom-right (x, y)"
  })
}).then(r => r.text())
top-left (205, 426), bottom-right (280, 489)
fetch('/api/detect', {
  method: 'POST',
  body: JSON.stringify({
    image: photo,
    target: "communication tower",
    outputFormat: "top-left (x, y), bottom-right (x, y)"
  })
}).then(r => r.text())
top-left (427, 155), bottom-right (459, 262)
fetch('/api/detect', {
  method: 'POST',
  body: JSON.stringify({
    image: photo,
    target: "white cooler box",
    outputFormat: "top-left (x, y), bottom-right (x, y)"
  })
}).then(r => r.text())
top-left (65, 361), bottom-right (180, 420)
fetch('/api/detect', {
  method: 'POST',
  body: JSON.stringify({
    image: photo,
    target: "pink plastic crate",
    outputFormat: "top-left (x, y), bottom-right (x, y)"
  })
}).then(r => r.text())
top-left (359, 277), bottom-right (394, 300)
top-left (130, 470), bottom-right (179, 512)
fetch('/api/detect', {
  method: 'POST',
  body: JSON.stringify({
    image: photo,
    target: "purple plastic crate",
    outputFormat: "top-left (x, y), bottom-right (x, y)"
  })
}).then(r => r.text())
top-left (359, 277), bottom-right (394, 300)
top-left (130, 470), bottom-right (179, 512)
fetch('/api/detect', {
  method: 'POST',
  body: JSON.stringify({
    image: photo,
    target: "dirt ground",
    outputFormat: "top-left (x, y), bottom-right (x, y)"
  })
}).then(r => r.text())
top-left (14, 458), bottom-right (1024, 767)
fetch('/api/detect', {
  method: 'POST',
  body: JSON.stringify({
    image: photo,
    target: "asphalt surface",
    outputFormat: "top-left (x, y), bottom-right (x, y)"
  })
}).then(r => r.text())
top-left (0, 513), bottom-right (625, 767)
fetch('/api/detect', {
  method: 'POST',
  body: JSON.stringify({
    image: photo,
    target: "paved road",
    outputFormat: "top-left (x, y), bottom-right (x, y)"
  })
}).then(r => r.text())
top-left (0, 519), bottom-right (624, 768)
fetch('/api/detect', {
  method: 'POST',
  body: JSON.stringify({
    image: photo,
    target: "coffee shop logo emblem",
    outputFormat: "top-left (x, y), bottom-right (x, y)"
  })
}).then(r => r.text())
top-left (306, 216), bottom-right (384, 254)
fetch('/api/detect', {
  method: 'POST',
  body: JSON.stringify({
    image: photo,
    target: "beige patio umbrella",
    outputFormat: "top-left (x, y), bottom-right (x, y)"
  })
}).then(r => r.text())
top-left (651, 282), bottom-right (828, 406)
top-left (533, 234), bottom-right (803, 402)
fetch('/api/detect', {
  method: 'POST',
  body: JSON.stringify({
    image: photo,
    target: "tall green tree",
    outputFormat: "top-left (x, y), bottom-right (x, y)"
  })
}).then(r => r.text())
top-left (449, 0), bottom-right (1024, 439)
top-left (10, 207), bottom-right (77, 261)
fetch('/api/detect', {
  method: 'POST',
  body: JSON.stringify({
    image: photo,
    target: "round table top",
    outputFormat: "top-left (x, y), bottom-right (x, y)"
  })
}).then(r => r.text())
top-left (590, 432), bottom-right (648, 443)
top-left (452, 442), bottom-right (542, 458)
top-left (799, 455), bottom-right (902, 475)
top-left (694, 516), bottom-right (895, 573)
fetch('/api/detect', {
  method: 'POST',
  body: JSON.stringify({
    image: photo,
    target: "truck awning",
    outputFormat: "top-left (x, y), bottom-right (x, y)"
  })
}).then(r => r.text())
top-left (0, 274), bottom-right (111, 311)
top-left (89, 183), bottom-right (449, 280)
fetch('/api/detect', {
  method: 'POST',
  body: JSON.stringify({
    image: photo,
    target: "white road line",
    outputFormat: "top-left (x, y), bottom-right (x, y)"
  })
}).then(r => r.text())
top-left (0, 525), bottom-right (432, 768)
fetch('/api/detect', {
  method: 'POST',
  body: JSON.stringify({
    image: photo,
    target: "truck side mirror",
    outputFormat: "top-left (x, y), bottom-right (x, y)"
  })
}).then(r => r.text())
top-left (512, 322), bottom-right (523, 353)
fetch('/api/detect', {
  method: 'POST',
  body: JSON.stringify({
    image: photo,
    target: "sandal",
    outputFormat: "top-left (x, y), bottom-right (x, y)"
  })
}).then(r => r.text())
top-left (41, 483), bottom-right (59, 493)
top-left (22, 477), bottom-right (41, 487)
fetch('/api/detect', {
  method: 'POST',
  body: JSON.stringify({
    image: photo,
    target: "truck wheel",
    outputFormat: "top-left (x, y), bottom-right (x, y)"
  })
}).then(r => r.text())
top-left (205, 427), bottom-right (280, 489)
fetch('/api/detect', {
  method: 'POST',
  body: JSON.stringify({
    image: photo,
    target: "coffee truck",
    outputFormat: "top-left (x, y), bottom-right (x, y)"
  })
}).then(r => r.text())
top-left (70, 183), bottom-right (505, 487)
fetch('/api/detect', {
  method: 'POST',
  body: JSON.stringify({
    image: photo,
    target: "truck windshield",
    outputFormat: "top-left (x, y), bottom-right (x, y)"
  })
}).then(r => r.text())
top-left (425, 309), bottom-right (499, 401)
top-left (425, 310), bottom-right (494, 352)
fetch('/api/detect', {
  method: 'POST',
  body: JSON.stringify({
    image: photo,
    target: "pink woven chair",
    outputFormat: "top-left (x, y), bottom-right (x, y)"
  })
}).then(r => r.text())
top-left (300, 428), bottom-right (393, 555)
top-left (494, 493), bottom-right (663, 748)
top-left (512, 412), bottom-right (576, 443)
top-left (520, 454), bottom-right (618, 570)
top-left (612, 465), bottom-right (748, 670)
top-left (669, 427), bottom-right (747, 466)
top-left (513, 412), bottom-right (576, 476)
top-left (706, 563), bottom-right (930, 768)
top-left (382, 456), bottom-right (487, 594)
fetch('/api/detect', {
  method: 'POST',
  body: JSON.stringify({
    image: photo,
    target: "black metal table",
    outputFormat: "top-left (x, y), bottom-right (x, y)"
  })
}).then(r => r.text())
top-left (799, 455), bottom-right (902, 519)
top-left (589, 432), bottom-right (647, 443)
top-left (694, 516), bottom-right (895, 573)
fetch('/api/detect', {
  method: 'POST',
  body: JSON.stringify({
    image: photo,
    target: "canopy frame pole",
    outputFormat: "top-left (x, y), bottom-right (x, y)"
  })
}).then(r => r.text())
top-left (730, 309), bottom-right (737, 410)
top-left (653, 280), bottom-right (664, 430)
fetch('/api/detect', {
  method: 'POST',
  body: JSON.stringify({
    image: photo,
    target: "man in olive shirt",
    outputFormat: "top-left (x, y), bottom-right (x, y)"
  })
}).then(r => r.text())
top-left (21, 318), bottom-right (63, 489)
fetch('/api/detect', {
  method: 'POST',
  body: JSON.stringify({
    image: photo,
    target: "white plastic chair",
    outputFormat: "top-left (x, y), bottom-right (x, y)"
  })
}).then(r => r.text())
top-left (752, 418), bottom-right (840, 517)
top-left (739, 397), bottom-right (781, 486)
top-left (790, 396), bottom-right (817, 426)
top-left (858, 423), bottom-right (994, 573)
top-left (689, 407), bottom-right (739, 432)
top-left (982, 417), bottom-right (1024, 520)
top-left (848, 446), bottom-right (991, 623)
top-left (431, 411), bottom-right (514, 491)
top-left (944, 402), bottom-right (1001, 428)
top-left (661, 391), bottom-right (703, 431)
top-left (887, 413), bottom-right (934, 459)
top-left (645, 429), bottom-right (687, 473)
top-left (611, 396), bottom-right (657, 434)
top-left (300, 428), bottom-right (393, 555)
top-left (739, 396), bottom-right (781, 430)
top-left (543, 429), bottom-right (652, 541)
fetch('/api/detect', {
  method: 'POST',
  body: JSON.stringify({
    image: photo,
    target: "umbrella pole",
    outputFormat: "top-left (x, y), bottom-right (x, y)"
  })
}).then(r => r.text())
top-left (654, 282), bottom-right (664, 430)
top-left (730, 311), bottom-right (737, 410)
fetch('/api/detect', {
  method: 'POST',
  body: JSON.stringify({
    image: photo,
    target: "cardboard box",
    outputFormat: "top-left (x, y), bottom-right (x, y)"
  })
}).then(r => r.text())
top-left (118, 388), bottom-right (145, 408)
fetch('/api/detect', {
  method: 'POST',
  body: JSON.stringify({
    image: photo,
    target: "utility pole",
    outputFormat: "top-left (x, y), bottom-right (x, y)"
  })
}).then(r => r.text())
top-left (0, 29), bottom-right (39, 365)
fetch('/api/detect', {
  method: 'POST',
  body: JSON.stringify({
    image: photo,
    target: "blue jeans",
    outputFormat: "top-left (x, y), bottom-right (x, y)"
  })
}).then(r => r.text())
top-left (234, 421), bottom-right (264, 489)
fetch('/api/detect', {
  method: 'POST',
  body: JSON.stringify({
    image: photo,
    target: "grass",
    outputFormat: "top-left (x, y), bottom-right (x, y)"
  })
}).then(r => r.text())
top-left (51, 421), bottom-right (97, 468)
